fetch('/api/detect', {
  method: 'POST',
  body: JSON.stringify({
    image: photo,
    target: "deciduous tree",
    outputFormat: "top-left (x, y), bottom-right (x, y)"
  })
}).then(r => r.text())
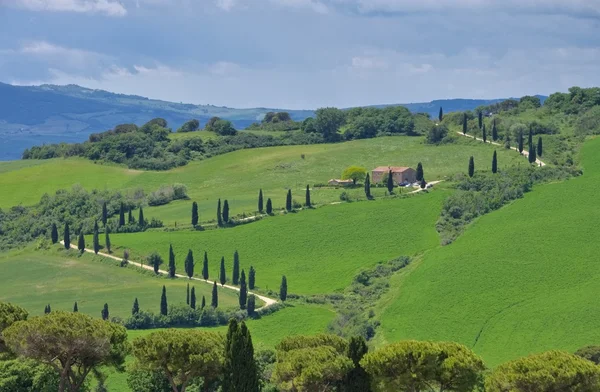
top-left (148, 252), bottom-right (163, 275)
top-left (341, 166), bottom-right (367, 185)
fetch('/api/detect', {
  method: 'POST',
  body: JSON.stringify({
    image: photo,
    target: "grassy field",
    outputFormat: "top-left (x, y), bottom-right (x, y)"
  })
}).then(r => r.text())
top-left (0, 248), bottom-right (242, 318)
top-left (0, 136), bottom-right (524, 227)
top-left (377, 137), bottom-right (600, 367)
top-left (111, 190), bottom-right (448, 295)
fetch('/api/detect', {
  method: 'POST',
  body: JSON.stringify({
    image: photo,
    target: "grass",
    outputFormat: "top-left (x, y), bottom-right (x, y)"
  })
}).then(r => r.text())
top-left (0, 247), bottom-right (242, 318)
top-left (111, 190), bottom-right (447, 295)
top-left (377, 137), bottom-right (600, 367)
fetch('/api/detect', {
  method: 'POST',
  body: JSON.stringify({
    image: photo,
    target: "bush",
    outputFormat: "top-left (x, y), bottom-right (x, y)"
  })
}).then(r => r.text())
top-left (425, 124), bottom-right (449, 144)
top-left (147, 184), bottom-right (188, 206)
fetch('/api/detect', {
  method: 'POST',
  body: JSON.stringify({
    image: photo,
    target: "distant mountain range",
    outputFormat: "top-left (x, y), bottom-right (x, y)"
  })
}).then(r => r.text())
top-left (0, 82), bottom-right (541, 160)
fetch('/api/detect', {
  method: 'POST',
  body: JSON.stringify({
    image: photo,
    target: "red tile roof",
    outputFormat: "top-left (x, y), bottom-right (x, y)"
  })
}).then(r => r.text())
top-left (372, 166), bottom-right (412, 173)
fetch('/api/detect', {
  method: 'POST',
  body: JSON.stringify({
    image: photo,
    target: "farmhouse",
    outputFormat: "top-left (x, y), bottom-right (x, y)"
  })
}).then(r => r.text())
top-left (372, 166), bottom-right (417, 184)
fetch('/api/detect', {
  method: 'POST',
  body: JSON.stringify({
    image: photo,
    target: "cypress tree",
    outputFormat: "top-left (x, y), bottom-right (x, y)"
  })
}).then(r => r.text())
top-left (132, 298), bottom-right (139, 315)
top-left (529, 143), bottom-right (537, 164)
top-left (305, 185), bottom-right (311, 207)
top-left (73, 302), bottom-right (78, 312)
top-left (247, 295), bottom-right (256, 316)
top-left (344, 336), bottom-right (372, 392)
top-left (462, 112), bottom-right (468, 135)
top-left (119, 203), bottom-right (125, 227)
top-left (518, 130), bottom-right (524, 153)
top-left (93, 220), bottom-right (100, 255)
top-left (232, 251), bottom-right (240, 285)
top-left (528, 127), bottom-right (533, 152)
top-left (101, 201), bottom-right (108, 227)
top-left (239, 270), bottom-right (248, 310)
top-left (258, 189), bottom-right (264, 213)
top-left (248, 266), bottom-right (256, 290)
top-left (168, 244), bottom-right (176, 278)
top-left (280, 275), bottom-right (288, 302)
top-left (201, 295), bottom-right (206, 309)
top-left (138, 207), bottom-right (145, 227)
top-left (223, 200), bottom-right (230, 224)
top-left (266, 198), bottom-right (273, 214)
top-left (191, 201), bottom-right (199, 227)
top-left (78, 232), bottom-right (85, 254)
top-left (211, 281), bottom-right (218, 308)
top-left (64, 222), bottom-right (70, 249)
top-left (492, 118), bottom-right (498, 141)
top-left (478, 110), bottom-right (483, 129)
top-left (44, 305), bottom-right (50, 314)
top-left (468, 156), bottom-right (475, 178)
top-left (537, 136), bottom-right (543, 157)
top-left (364, 173), bottom-right (371, 199)
top-left (202, 251), bottom-right (209, 280)
top-left (101, 303), bottom-right (109, 320)
top-left (286, 189), bottom-right (292, 211)
top-left (386, 170), bottom-right (394, 193)
top-left (416, 162), bottom-right (424, 182)
top-left (482, 124), bottom-right (487, 143)
top-left (217, 199), bottom-right (223, 227)
top-left (128, 209), bottom-right (134, 224)
top-left (190, 287), bottom-right (196, 309)
top-left (160, 285), bottom-right (168, 316)
top-left (223, 320), bottom-right (260, 392)
top-left (505, 132), bottom-right (511, 149)
top-left (105, 226), bottom-right (111, 253)
top-left (492, 150), bottom-right (498, 174)
top-left (438, 106), bottom-right (443, 122)
top-left (220, 257), bottom-right (226, 286)
top-left (51, 223), bottom-right (58, 244)
top-left (186, 283), bottom-right (190, 305)
top-left (185, 249), bottom-right (194, 279)
top-left (420, 178), bottom-right (426, 189)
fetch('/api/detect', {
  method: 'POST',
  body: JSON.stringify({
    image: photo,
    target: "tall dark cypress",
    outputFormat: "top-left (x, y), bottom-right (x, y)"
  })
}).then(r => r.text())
top-left (101, 303), bottom-right (109, 320)
top-left (138, 207), bottom-right (145, 227)
top-left (364, 173), bottom-right (371, 199)
top-left (266, 198), bottom-right (273, 214)
top-left (73, 302), bottom-right (78, 312)
top-left (101, 201), bottom-right (108, 227)
top-left (211, 281), bottom-right (218, 308)
top-left (119, 203), bottom-right (125, 227)
top-left (239, 270), bottom-right (247, 310)
top-left (78, 232), bottom-right (85, 254)
top-left (128, 209), bottom-right (134, 224)
top-left (191, 201), bottom-right (199, 227)
top-left (468, 156), bottom-right (475, 178)
top-left (416, 162), bottom-right (424, 182)
top-left (247, 295), bottom-right (256, 316)
top-left (343, 336), bottom-right (372, 392)
top-left (258, 189), bottom-right (264, 213)
top-left (217, 199), bottom-right (223, 227)
top-left (492, 151), bottom-right (498, 174)
top-left (105, 226), bottom-right (111, 254)
top-left (280, 275), bottom-right (288, 302)
top-left (518, 130), bottom-right (524, 153)
top-left (223, 320), bottom-right (260, 392)
top-left (220, 257), bottom-right (226, 286)
top-left (160, 285), bottom-right (168, 316)
top-left (190, 287), bottom-right (196, 309)
top-left (537, 136), bottom-right (543, 157)
top-left (64, 223), bottom-right (70, 249)
top-left (185, 249), bottom-right (194, 279)
top-left (492, 118), bottom-right (498, 141)
top-left (248, 266), bottom-right (256, 290)
top-left (51, 223), bottom-right (59, 244)
top-left (186, 283), bottom-right (190, 305)
top-left (528, 127), bottom-right (533, 152)
top-left (223, 200), bottom-right (230, 224)
top-left (201, 295), bottom-right (206, 309)
top-left (286, 189), bottom-right (292, 211)
top-left (93, 220), bottom-right (100, 254)
top-left (305, 185), bottom-right (311, 208)
top-left (132, 298), bottom-right (139, 315)
top-left (438, 107), bottom-right (443, 122)
top-left (232, 251), bottom-right (240, 285)
top-left (529, 143), bottom-right (537, 164)
top-left (478, 110), bottom-right (483, 129)
top-left (462, 112), bottom-right (468, 135)
top-left (386, 170), bottom-right (394, 193)
top-left (168, 244), bottom-right (176, 278)
top-left (202, 251), bottom-right (209, 280)
top-left (482, 124), bottom-right (487, 143)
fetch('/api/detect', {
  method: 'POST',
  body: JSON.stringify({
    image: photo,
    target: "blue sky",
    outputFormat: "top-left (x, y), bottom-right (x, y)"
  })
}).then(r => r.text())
top-left (0, 0), bottom-right (599, 109)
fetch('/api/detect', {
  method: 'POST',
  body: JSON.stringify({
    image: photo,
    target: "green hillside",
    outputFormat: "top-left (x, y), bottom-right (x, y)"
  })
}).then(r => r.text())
top-left (377, 137), bottom-right (600, 366)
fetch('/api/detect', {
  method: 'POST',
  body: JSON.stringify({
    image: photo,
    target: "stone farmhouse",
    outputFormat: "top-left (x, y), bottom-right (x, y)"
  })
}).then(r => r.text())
top-left (372, 166), bottom-right (417, 184)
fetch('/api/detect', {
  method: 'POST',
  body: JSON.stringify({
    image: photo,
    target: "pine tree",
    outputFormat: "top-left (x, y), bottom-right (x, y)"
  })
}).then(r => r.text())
top-left (239, 270), bottom-right (247, 310)
top-left (416, 162), bottom-right (424, 182)
top-left (223, 200), bottom-right (230, 224)
top-left (248, 266), bottom-right (256, 290)
top-left (101, 201), bottom-right (108, 227)
top-left (492, 118), bottom-right (498, 141)
top-left (190, 287), bottom-right (196, 310)
top-left (211, 281), bottom-right (218, 308)
top-left (220, 257), bottom-right (226, 286)
top-left (101, 303), bottom-right (109, 320)
top-left (529, 143), bottom-right (537, 164)
top-left (482, 124), bottom-right (487, 143)
top-left (105, 226), bottom-right (111, 253)
top-left (232, 251), bottom-right (240, 285)
top-left (518, 130), bottom-right (524, 153)
top-left (202, 251), bottom-right (209, 280)
top-left (305, 185), bottom-right (311, 207)
top-left (64, 223), bottom-right (71, 250)
top-left (119, 203), bottom-right (125, 227)
top-left (462, 112), bottom-right (468, 135)
top-left (217, 199), bottom-right (223, 227)
top-left (343, 336), bottom-right (371, 392)
top-left (266, 198), bottom-right (273, 214)
top-left (51, 223), bottom-right (58, 244)
top-left (185, 249), bottom-right (194, 279)
top-left (438, 107), bottom-right (443, 122)
top-left (478, 110), bottom-right (483, 130)
top-left (386, 170), bottom-right (394, 193)
top-left (286, 189), bottom-right (292, 211)
top-left (492, 150), bottom-right (498, 174)
top-left (78, 231), bottom-right (85, 254)
top-left (468, 156), bottom-right (475, 178)
top-left (201, 296), bottom-right (206, 309)
top-left (128, 209), bottom-right (134, 224)
top-left (364, 173), bottom-right (371, 199)
top-left (280, 275), bottom-right (288, 302)
top-left (247, 295), bottom-right (256, 316)
top-left (537, 136), bottom-right (543, 157)
top-left (138, 207), bottom-right (145, 227)
top-left (191, 201), bottom-right (199, 226)
top-left (223, 320), bottom-right (260, 392)
top-left (160, 285), bottom-right (168, 316)
top-left (93, 220), bottom-right (100, 254)
top-left (132, 298), bottom-right (139, 315)
top-left (186, 283), bottom-right (190, 305)
top-left (168, 244), bottom-right (176, 278)
top-left (73, 302), bottom-right (78, 312)
top-left (258, 189), bottom-right (264, 213)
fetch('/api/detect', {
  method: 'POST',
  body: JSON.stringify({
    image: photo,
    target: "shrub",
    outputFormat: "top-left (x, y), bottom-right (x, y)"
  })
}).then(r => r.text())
top-left (147, 184), bottom-right (188, 206)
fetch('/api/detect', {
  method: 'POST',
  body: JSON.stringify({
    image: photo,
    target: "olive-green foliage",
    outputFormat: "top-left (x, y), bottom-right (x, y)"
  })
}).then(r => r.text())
top-left (361, 340), bottom-right (485, 392)
top-left (341, 166), bottom-right (367, 185)
top-left (344, 106), bottom-right (415, 140)
top-left (426, 124), bottom-right (449, 144)
top-left (0, 302), bottom-right (28, 353)
top-left (314, 107), bottom-right (345, 141)
top-left (545, 86), bottom-right (600, 114)
top-left (277, 334), bottom-right (348, 354)
top-left (575, 106), bottom-right (600, 136)
top-left (176, 119), bottom-right (200, 133)
top-left (0, 359), bottom-right (60, 392)
top-left (485, 351), bottom-right (600, 392)
top-left (575, 346), bottom-right (600, 365)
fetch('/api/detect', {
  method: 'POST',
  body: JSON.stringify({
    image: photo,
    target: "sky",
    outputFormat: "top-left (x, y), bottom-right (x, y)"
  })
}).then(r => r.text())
top-left (0, 0), bottom-right (599, 109)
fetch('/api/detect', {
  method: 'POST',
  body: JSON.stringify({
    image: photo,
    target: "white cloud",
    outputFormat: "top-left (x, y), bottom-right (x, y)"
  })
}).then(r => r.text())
top-left (8, 0), bottom-right (127, 16)
top-left (351, 56), bottom-right (389, 70)
top-left (19, 41), bottom-right (110, 70)
top-left (215, 0), bottom-right (236, 11)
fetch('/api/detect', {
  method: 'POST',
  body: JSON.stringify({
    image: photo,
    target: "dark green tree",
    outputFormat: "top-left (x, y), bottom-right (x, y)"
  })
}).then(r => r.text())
top-left (364, 173), bottom-right (371, 199)
top-left (148, 252), bottom-right (163, 275)
top-left (258, 189), bottom-right (264, 213)
top-left (305, 185), bottom-right (311, 207)
top-left (343, 336), bottom-right (371, 392)
top-left (186, 283), bottom-right (190, 305)
top-left (185, 249), bottom-right (194, 279)
top-left (438, 107), bottom-right (443, 122)
top-left (386, 170), bottom-right (394, 193)
top-left (101, 201), bottom-right (108, 227)
top-left (223, 200), bottom-right (230, 224)
top-left (233, 251), bottom-right (240, 285)
top-left (462, 112), bottom-right (468, 135)
top-left (104, 226), bottom-right (111, 253)
top-left (190, 287), bottom-right (196, 310)
top-left (468, 156), bottom-right (475, 178)
top-left (482, 124), bottom-right (487, 143)
top-left (518, 130), bottom-right (524, 153)
top-left (223, 320), bottom-right (260, 392)
top-left (478, 110), bottom-right (483, 129)
top-left (280, 275), bottom-right (288, 302)
top-left (239, 270), bottom-right (247, 310)
top-left (420, 178), bottom-right (426, 189)
top-left (247, 295), bottom-right (256, 316)
top-left (44, 305), bottom-right (51, 314)
top-left (248, 266), bottom-right (256, 290)
top-left (119, 203), bottom-right (125, 227)
top-left (138, 207), bottom-right (145, 228)
top-left (220, 257), bottom-right (226, 286)
top-left (528, 127), bottom-right (534, 152)
top-left (537, 136), bottom-right (543, 157)
top-left (492, 118), bottom-right (498, 141)
top-left (505, 132), bottom-right (511, 149)
top-left (416, 162), bottom-right (424, 182)
top-left (266, 198), bottom-right (273, 214)
top-left (77, 232), bottom-right (85, 254)
top-left (73, 302), bottom-right (78, 312)
top-left (168, 244), bottom-right (176, 278)
top-left (201, 296), bottom-right (206, 309)
top-left (160, 285), bottom-right (168, 316)
top-left (191, 201), bottom-right (199, 226)
top-left (128, 209), bottom-right (134, 224)
top-left (51, 223), bottom-right (59, 244)
top-left (101, 303), bottom-right (109, 320)
top-left (217, 199), bottom-right (223, 227)
top-left (132, 298), bottom-right (139, 315)
top-left (202, 251), bottom-right (209, 280)
top-left (286, 189), bottom-right (292, 211)
top-left (529, 143), bottom-right (537, 164)
top-left (492, 150), bottom-right (498, 174)
top-left (211, 281), bottom-right (218, 308)
top-left (93, 220), bottom-right (100, 254)
top-left (64, 223), bottom-right (71, 249)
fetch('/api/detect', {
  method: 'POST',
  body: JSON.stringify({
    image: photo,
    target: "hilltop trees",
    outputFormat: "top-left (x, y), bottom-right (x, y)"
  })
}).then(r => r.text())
top-left (239, 270), bottom-right (248, 310)
top-left (416, 162), bottom-right (424, 182)
top-left (220, 257), bottom-right (227, 286)
top-left (249, 266), bottom-right (256, 290)
top-left (212, 281), bottom-right (219, 308)
top-left (280, 275), bottom-right (288, 302)
top-left (77, 232), bottom-right (85, 254)
top-left (266, 198), bottom-right (273, 214)
top-left (305, 185), bottom-right (311, 207)
top-left (315, 107), bottom-right (345, 142)
top-left (202, 251), bottom-right (209, 280)
top-left (468, 156), bottom-right (475, 178)
top-left (492, 150), bottom-right (498, 174)
top-left (63, 223), bottom-right (70, 249)
top-left (185, 250), bottom-right (194, 279)
top-left (386, 170), bottom-right (394, 193)
top-left (342, 166), bottom-right (367, 185)
top-left (160, 286), bottom-right (168, 316)
top-left (51, 223), bottom-right (58, 244)
top-left (176, 119), bottom-right (200, 133)
top-left (258, 189), bottom-right (264, 213)
top-left (286, 190), bottom-right (293, 212)
top-left (232, 251), bottom-right (240, 285)
top-left (168, 244), bottom-right (176, 278)
top-left (191, 202), bottom-right (199, 226)
top-left (223, 200), bottom-right (230, 224)
top-left (223, 319), bottom-right (259, 392)
top-left (217, 199), bottom-right (223, 227)
top-left (364, 173), bottom-right (372, 199)
top-left (105, 226), bottom-right (111, 253)
top-left (93, 220), bottom-right (100, 254)
top-left (537, 136), bottom-right (543, 157)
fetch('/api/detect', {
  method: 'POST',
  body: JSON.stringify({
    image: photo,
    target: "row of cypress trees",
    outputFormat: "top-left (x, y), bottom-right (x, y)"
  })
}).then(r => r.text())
top-left (52, 220), bottom-right (112, 255)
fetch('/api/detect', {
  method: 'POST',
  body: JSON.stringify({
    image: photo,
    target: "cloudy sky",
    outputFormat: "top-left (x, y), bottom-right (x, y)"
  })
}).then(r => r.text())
top-left (0, 0), bottom-right (599, 109)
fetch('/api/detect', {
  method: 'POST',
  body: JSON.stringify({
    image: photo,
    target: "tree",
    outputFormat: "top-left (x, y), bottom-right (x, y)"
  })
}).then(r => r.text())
top-left (138, 207), bottom-right (145, 228)
top-left (167, 245), bottom-right (176, 278)
top-left (217, 199), bottom-right (223, 227)
top-left (101, 201), bottom-right (108, 227)
top-left (176, 119), bottom-right (200, 133)
top-left (160, 286), bottom-right (168, 316)
top-left (148, 252), bottom-right (163, 275)
top-left (77, 232), bottom-right (85, 254)
top-left (63, 223), bottom-right (70, 250)
top-left (184, 250), bottom-right (194, 279)
top-left (438, 106), bottom-right (443, 122)
top-left (191, 202), bottom-right (199, 227)
top-left (286, 189), bottom-right (292, 212)
top-left (492, 150), bottom-right (498, 174)
top-left (478, 110), bottom-right (483, 129)
top-left (364, 173), bottom-right (372, 199)
top-left (518, 129), bottom-right (524, 153)
top-left (190, 287), bottom-right (196, 310)
top-left (343, 336), bottom-right (371, 392)
top-left (341, 166), bottom-right (367, 185)
top-left (266, 198), bottom-right (273, 214)
top-left (492, 118), bottom-right (498, 141)
top-left (420, 178), bottom-right (426, 189)
top-left (51, 223), bottom-right (58, 244)
top-left (131, 329), bottom-right (224, 392)
top-left (44, 305), bottom-right (51, 314)
top-left (482, 124), bottom-right (487, 143)
top-left (537, 136), bottom-right (543, 157)
top-left (247, 295), bottom-right (256, 316)
top-left (223, 320), bottom-right (259, 392)
top-left (222, 200), bottom-right (230, 224)
top-left (529, 142), bottom-right (537, 164)
top-left (528, 127), bottom-right (534, 152)
top-left (202, 251), bottom-right (209, 280)
top-left (386, 170), bottom-right (394, 193)
top-left (416, 162), bottom-right (424, 182)
top-left (232, 251), bottom-right (240, 285)
top-left (93, 220), bottom-right (100, 254)
top-left (462, 112), bottom-right (468, 135)
top-left (280, 275), bottom-right (288, 302)
top-left (186, 283), bottom-right (190, 305)
top-left (220, 257), bottom-right (226, 286)
top-left (305, 185), bottom-right (311, 207)
top-left (201, 296), bottom-right (206, 309)
top-left (505, 132), bottom-right (511, 149)
top-left (119, 203), bottom-right (125, 227)
top-left (258, 189), bottom-right (264, 213)
top-left (239, 270), bottom-right (247, 310)
top-left (248, 266), bottom-right (256, 290)
top-left (426, 124), bottom-right (449, 144)
top-left (314, 107), bottom-right (345, 141)
top-left (211, 119), bottom-right (237, 136)
top-left (486, 351), bottom-right (600, 392)
top-left (105, 226), bottom-right (111, 253)
top-left (468, 156), bottom-right (475, 178)
top-left (211, 281), bottom-right (218, 308)
top-left (101, 303), bottom-right (109, 320)
top-left (576, 346), bottom-right (600, 365)
top-left (4, 311), bottom-right (128, 392)
top-left (132, 298), bottom-right (139, 315)
top-left (0, 302), bottom-right (29, 352)
top-left (128, 209), bottom-right (134, 224)
top-left (361, 340), bottom-right (485, 392)
top-left (73, 302), bottom-right (78, 312)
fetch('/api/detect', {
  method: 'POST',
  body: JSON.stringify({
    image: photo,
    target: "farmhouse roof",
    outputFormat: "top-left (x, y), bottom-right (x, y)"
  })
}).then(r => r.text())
top-left (372, 166), bottom-right (412, 173)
